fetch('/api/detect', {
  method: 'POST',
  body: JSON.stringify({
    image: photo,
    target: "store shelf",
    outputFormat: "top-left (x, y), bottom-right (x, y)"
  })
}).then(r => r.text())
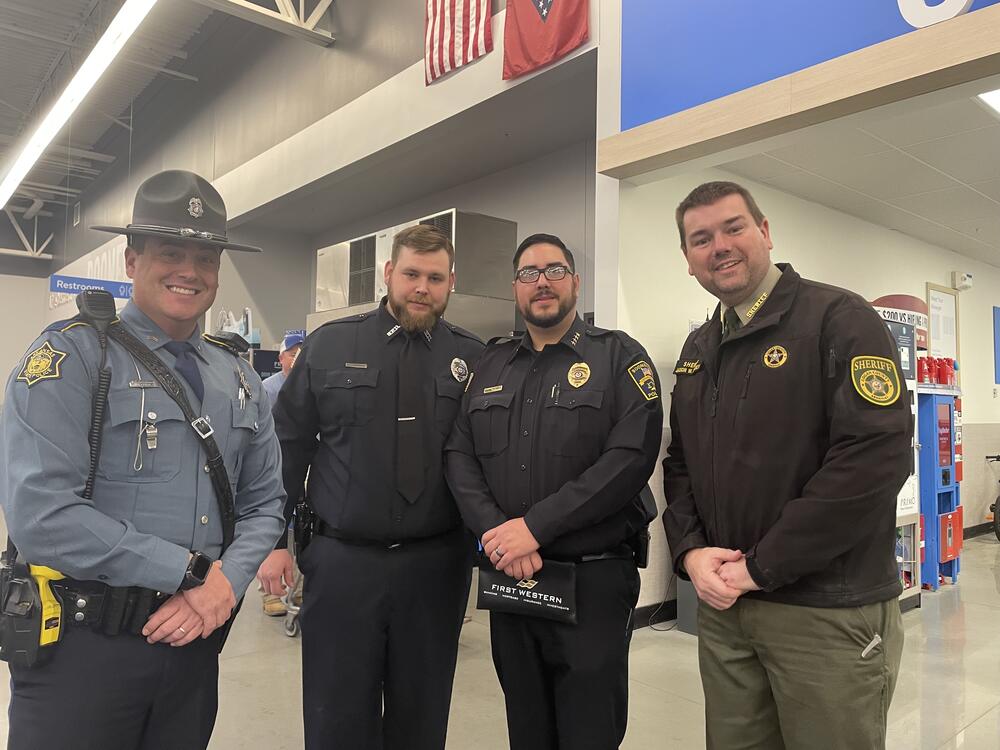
top-left (899, 585), bottom-right (920, 602)
top-left (915, 384), bottom-right (961, 396)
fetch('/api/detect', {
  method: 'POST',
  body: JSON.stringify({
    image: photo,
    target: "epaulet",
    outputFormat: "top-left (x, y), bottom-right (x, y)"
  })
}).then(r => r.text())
top-left (316, 311), bottom-right (371, 332)
top-left (486, 335), bottom-right (516, 348)
top-left (44, 316), bottom-right (91, 334)
top-left (443, 321), bottom-right (484, 345)
top-left (202, 331), bottom-right (249, 356)
top-left (592, 326), bottom-right (647, 357)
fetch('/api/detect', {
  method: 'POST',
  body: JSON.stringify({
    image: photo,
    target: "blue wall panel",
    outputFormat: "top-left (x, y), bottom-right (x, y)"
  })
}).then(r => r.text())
top-left (622, 0), bottom-right (1000, 131)
top-left (994, 306), bottom-right (1000, 384)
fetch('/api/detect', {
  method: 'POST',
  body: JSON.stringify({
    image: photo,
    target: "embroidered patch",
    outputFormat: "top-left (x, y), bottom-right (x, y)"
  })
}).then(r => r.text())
top-left (17, 341), bottom-right (67, 387)
top-left (673, 359), bottom-right (702, 376)
top-left (850, 356), bottom-right (901, 406)
top-left (567, 362), bottom-right (590, 389)
top-left (763, 345), bottom-right (788, 369)
top-left (628, 360), bottom-right (659, 401)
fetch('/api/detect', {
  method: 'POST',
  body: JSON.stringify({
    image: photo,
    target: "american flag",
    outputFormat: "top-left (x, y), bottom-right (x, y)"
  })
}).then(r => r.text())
top-left (425, 0), bottom-right (494, 84)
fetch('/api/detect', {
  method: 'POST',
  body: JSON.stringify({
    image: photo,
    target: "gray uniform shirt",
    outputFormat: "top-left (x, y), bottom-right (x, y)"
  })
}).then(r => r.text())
top-left (0, 301), bottom-right (285, 597)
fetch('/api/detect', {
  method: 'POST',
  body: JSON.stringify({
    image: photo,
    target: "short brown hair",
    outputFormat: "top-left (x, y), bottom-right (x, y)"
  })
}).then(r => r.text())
top-left (675, 181), bottom-right (766, 250)
top-left (392, 224), bottom-right (455, 268)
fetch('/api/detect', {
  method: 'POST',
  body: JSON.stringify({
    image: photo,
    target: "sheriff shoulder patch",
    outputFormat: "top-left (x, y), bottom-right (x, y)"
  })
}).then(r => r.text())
top-left (17, 341), bottom-right (67, 387)
top-left (673, 359), bottom-right (701, 376)
top-left (850, 356), bottom-right (900, 406)
top-left (628, 360), bottom-right (659, 401)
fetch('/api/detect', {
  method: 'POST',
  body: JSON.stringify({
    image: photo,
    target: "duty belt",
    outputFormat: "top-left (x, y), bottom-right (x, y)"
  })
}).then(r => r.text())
top-left (314, 519), bottom-right (461, 550)
top-left (50, 580), bottom-right (168, 637)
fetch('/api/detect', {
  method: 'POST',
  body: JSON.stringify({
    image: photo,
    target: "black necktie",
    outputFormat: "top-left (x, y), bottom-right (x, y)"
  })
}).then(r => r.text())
top-left (722, 307), bottom-right (742, 341)
top-left (164, 341), bottom-right (205, 403)
top-left (396, 333), bottom-right (427, 504)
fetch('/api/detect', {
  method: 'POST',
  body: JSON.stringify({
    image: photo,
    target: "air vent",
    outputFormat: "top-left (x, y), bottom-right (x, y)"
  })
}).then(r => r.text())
top-left (420, 211), bottom-right (453, 238)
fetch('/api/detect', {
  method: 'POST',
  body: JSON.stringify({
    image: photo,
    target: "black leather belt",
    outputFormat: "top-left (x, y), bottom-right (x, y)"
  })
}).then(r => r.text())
top-left (314, 519), bottom-right (460, 550)
top-left (549, 546), bottom-right (635, 564)
top-left (51, 580), bottom-right (169, 637)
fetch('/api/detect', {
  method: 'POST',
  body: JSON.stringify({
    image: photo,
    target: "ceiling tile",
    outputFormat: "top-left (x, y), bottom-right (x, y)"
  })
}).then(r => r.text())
top-left (758, 171), bottom-right (876, 218)
top-left (902, 126), bottom-right (1000, 184)
top-left (889, 187), bottom-right (1000, 229)
top-left (861, 98), bottom-right (1000, 147)
top-left (719, 155), bottom-right (802, 183)
top-left (950, 215), bottom-right (1000, 248)
top-left (970, 178), bottom-right (1000, 202)
top-left (774, 149), bottom-right (960, 199)
top-left (765, 127), bottom-right (891, 171)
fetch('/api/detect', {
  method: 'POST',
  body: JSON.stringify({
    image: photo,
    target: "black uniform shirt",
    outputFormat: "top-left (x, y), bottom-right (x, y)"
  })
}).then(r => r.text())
top-left (445, 315), bottom-right (663, 557)
top-left (273, 300), bottom-right (484, 543)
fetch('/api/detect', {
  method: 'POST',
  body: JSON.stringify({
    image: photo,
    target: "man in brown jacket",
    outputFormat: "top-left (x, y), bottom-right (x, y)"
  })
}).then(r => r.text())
top-left (662, 181), bottom-right (911, 749)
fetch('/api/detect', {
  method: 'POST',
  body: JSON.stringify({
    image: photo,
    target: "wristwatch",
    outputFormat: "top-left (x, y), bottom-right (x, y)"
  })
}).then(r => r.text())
top-left (179, 551), bottom-right (214, 591)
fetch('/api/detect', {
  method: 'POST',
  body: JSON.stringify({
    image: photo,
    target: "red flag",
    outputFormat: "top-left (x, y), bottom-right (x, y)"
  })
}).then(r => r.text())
top-left (502, 0), bottom-right (588, 80)
top-left (425, 0), bottom-right (494, 85)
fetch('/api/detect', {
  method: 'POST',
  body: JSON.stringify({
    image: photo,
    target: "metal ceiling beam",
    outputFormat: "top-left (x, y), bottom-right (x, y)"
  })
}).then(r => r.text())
top-left (190, 0), bottom-right (335, 46)
top-left (0, 247), bottom-right (53, 260)
top-left (8, 204), bottom-right (54, 218)
top-left (0, 133), bottom-right (115, 163)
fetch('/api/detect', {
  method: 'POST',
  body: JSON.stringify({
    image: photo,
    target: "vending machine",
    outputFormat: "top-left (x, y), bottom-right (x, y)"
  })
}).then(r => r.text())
top-left (917, 391), bottom-right (962, 590)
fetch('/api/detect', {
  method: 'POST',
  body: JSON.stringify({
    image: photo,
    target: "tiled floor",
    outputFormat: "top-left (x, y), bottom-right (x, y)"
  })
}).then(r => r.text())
top-left (3, 536), bottom-right (1000, 748)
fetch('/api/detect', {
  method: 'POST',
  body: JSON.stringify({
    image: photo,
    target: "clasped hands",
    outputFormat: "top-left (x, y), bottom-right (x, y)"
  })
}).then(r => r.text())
top-left (142, 560), bottom-right (236, 647)
top-left (683, 547), bottom-right (761, 611)
top-left (482, 518), bottom-right (542, 580)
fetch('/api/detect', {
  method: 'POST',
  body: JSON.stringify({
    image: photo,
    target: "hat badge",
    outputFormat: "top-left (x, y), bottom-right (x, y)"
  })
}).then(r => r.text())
top-left (187, 197), bottom-right (204, 219)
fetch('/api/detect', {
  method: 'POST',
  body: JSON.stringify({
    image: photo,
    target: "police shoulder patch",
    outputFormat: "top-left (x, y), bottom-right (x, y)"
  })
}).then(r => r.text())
top-left (850, 355), bottom-right (900, 406)
top-left (17, 341), bottom-right (68, 387)
top-left (628, 360), bottom-right (659, 400)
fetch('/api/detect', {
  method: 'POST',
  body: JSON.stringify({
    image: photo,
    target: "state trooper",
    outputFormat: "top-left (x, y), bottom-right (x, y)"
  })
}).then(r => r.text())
top-left (271, 224), bottom-right (484, 749)
top-left (0, 170), bottom-right (286, 750)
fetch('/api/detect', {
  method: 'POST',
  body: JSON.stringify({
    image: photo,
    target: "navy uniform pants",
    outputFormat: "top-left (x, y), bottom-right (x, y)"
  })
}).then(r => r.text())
top-left (299, 528), bottom-right (472, 750)
top-left (8, 625), bottom-right (221, 750)
top-left (489, 558), bottom-right (641, 750)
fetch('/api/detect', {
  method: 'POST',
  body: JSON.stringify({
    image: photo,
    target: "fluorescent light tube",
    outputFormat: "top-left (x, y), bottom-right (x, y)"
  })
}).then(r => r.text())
top-left (978, 88), bottom-right (1000, 116)
top-left (0, 0), bottom-right (158, 210)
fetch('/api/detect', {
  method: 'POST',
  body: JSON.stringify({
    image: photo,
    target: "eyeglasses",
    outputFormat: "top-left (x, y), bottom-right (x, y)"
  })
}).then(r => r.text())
top-left (515, 264), bottom-right (571, 284)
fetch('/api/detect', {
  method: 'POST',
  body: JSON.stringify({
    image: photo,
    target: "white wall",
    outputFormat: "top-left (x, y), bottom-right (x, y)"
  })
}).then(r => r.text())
top-left (618, 168), bottom-right (1000, 605)
top-left (0, 276), bottom-right (51, 401)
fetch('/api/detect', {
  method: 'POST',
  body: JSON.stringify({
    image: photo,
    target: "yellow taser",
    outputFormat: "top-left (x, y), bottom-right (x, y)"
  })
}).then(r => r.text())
top-left (28, 566), bottom-right (65, 646)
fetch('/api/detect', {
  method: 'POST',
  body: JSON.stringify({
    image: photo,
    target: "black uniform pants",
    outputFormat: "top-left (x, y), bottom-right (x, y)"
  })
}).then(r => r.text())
top-left (299, 529), bottom-right (472, 750)
top-left (489, 558), bottom-right (640, 750)
top-left (8, 625), bottom-right (221, 750)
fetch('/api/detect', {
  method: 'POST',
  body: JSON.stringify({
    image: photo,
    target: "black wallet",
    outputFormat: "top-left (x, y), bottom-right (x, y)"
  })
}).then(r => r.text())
top-left (477, 559), bottom-right (577, 624)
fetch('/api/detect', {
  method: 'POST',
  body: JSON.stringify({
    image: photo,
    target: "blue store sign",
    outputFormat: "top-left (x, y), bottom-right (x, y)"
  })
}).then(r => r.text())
top-left (50, 274), bottom-right (133, 299)
top-left (621, 0), bottom-right (1000, 131)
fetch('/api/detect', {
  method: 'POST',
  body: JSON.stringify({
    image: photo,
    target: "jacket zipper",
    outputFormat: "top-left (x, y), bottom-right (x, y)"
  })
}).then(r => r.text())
top-left (733, 362), bottom-right (753, 427)
top-left (827, 346), bottom-right (837, 378)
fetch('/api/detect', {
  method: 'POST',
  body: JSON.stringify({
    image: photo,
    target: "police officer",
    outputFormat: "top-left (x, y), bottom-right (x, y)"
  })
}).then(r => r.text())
top-left (662, 181), bottom-right (910, 749)
top-left (271, 224), bottom-right (483, 749)
top-left (445, 234), bottom-right (663, 750)
top-left (0, 170), bottom-right (286, 750)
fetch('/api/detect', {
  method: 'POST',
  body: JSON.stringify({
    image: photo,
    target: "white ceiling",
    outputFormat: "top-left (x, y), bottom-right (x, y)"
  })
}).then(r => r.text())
top-left (720, 79), bottom-right (1000, 268)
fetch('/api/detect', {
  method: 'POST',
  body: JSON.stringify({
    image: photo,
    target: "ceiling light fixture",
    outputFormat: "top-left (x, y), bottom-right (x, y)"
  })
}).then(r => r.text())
top-left (978, 88), bottom-right (1000, 117)
top-left (0, 0), bottom-right (158, 211)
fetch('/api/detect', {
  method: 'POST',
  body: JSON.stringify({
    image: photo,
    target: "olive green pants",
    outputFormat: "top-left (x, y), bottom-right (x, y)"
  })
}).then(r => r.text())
top-left (697, 597), bottom-right (903, 750)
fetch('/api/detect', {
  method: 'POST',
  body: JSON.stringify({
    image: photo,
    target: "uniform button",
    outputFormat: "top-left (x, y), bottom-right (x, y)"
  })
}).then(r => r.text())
top-left (201, 515), bottom-right (209, 525)
top-left (520, 464), bottom-right (526, 471)
top-left (522, 430), bottom-right (528, 437)
top-left (395, 515), bottom-right (402, 522)
top-left (521, 502), bottom-right (528, 509)
top-left (204, 465), bottom-right (210, 473)
top-left (97, 574), bottom-right (109, 581)
top-left (147, 411), bottom-right (157, 420)
top-left (346, 378), bottom-right (353, 384)
top-left (569, 399), bottom-right (576, 405)
top-left (532, 367), bottom-right (538, 373)
top-left (75, 598), bottom-right (87, 608)
top-left (526, 398), bottom-right (533, 405)
top-left (74, 612), bottom-right (85, 622)
top-left (253, 421), bottom-right (258, 430)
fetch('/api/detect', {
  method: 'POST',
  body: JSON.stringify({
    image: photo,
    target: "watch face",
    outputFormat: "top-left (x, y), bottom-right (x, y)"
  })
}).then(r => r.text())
top-left (190, 554), bottom-right (212, 581)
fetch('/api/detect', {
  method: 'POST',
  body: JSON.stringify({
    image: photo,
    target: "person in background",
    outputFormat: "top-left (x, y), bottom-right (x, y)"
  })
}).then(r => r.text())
top-left (258, 331), bottom-right (304, 616)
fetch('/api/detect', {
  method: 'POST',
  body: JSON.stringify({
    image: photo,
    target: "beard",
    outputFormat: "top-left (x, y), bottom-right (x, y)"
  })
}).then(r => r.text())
top-left (520, 290), bottom-right (576, 329)
top-left (387, 288), bottom-right (449, 333)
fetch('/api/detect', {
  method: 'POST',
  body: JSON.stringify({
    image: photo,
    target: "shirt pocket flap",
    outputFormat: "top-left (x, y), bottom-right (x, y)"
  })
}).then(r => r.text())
top-left (469, 391), bottom-right (515, 413)
top-left (231, 399), bottom-right (261, 431)
top-left (552, 389), bottom-right (604, 410)
top-left (436, 374), bottom-right (465, 401)
top-left (324, 368), bottom-right (380, 390)
top-left (106, 387), bottom-right (186, 427)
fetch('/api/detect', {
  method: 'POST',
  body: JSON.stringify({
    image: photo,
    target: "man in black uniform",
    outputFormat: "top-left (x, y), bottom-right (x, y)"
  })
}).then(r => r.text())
top-left (662, 181), bottom-right (910, 749)
top-left (272, 225), bottom-right (483, 750)
top-left (445, 234), bottom-right (663, 750)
